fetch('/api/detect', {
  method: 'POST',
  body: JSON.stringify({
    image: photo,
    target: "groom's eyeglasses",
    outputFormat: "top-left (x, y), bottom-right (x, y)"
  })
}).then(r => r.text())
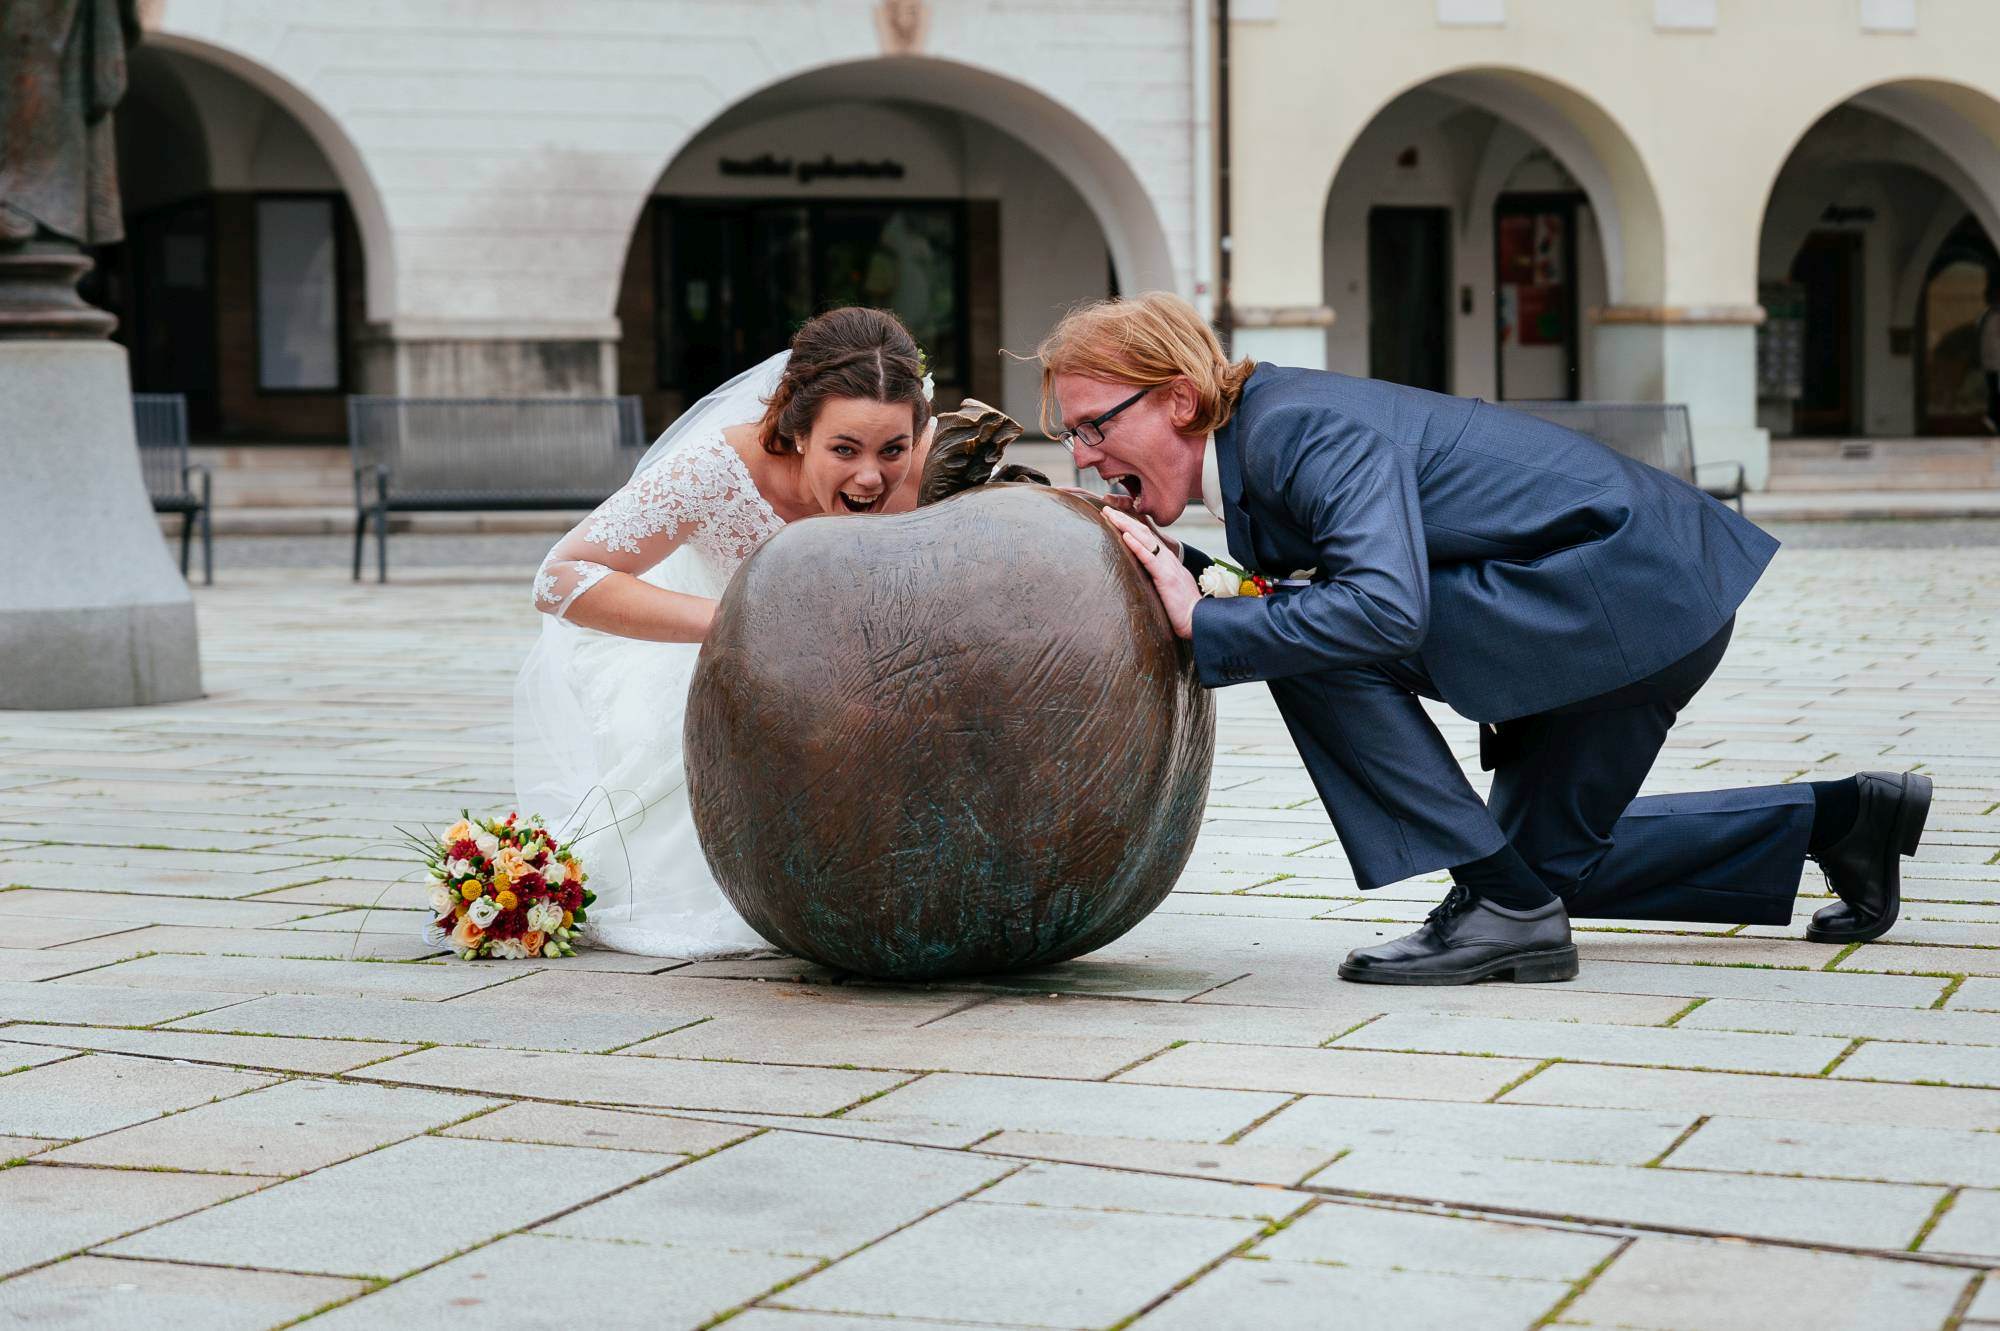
top-left (1059, 385), bottom-right (1153, 455)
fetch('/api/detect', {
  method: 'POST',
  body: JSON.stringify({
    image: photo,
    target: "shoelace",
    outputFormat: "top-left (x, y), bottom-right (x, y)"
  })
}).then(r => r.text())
top-left (1425, 883), bottom-right (1477, 927)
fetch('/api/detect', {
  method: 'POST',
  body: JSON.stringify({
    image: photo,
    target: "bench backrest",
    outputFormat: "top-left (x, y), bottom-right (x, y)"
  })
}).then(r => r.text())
top-left (1504, 400), bottom-right (1695, 485)
top-left (132, 393), bottom-right (191, 500)
top-left (347, 396), bottom-right (647, 499)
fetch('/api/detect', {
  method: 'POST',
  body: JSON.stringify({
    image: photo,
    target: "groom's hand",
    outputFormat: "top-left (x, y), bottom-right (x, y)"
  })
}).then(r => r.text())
top-left (1102, 509), bottom-right (1199, 640)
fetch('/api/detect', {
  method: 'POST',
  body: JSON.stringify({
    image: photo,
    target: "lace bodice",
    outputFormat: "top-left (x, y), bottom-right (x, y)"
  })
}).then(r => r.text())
top-left (533, 428), bottom-right (786, 619)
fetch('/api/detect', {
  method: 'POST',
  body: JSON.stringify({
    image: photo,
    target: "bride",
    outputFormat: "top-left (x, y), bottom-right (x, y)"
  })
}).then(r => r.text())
top-left (514, 306), bottom-right (934, 957)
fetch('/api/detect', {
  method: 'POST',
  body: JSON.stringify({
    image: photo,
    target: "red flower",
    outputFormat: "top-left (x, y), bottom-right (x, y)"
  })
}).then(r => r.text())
top-left (450, 838), bottom-right (477, 860)
top-left (559, 882), bottom-right (583, 913)
top-left (489, 907), bottom-right (526, 939)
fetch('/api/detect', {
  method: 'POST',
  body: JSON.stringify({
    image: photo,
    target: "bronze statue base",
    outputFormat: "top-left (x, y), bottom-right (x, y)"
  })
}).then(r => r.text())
top-left (0, 242), bottom-right (117, 340)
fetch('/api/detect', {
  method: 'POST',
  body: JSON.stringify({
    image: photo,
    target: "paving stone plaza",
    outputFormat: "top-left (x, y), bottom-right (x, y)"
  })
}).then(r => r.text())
top-left (2, 526), bottom-right (1998, 1329)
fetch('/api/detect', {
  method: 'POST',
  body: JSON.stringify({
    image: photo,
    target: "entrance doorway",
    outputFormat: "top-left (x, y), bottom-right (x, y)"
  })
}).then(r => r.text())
top-left (1791, 231), bottom-right (1862, 436)
top-left (658, 199), bottom-right (970, 401)
top-left (1367, 207), bottom-right (1450, 392)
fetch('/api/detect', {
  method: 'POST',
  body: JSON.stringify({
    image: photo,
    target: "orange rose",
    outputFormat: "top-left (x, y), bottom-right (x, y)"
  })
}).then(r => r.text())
top-left (521, 930), bottom-right (545, 956)
top-left (451, 916), bottom-right (485, 951)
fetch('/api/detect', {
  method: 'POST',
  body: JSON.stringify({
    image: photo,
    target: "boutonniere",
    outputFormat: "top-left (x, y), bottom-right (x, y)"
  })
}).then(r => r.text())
top-left (1196, 558), bottom-right (1272, 599)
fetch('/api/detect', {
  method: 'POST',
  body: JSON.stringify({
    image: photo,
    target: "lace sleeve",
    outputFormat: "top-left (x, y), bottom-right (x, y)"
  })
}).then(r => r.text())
top-left (532, 433), bottom-right (741, 620)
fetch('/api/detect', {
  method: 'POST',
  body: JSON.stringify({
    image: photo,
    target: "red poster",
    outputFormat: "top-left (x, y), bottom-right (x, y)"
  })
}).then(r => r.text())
top-left (1515, 283), bottom-right (1565, 346)
top-left (1497, 215), bottom-right (1535, 284)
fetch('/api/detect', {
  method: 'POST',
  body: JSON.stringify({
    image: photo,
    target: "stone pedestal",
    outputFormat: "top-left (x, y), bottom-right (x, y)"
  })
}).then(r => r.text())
top-left (0, 340), bottom-right (202, 708)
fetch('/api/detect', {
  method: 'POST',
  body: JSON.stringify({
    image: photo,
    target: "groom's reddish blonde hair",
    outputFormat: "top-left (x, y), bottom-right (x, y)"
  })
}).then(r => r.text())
top-left (1035, 292), bottom-right (1255, 437)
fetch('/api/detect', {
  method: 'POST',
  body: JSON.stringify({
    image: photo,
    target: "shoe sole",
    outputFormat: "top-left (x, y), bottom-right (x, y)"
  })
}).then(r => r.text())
top-left (1338, 944), bottom-right (1579, 987)
top-left (1804, 772), bottom-right (1932, 945)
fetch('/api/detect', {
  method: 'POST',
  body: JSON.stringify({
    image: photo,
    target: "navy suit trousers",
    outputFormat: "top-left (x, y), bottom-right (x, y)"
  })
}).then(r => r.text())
top-left (1269, 616), bottom-right (1813, 924)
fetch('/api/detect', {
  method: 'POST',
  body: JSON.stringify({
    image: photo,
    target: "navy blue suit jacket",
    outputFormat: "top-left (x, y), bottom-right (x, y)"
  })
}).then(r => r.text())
top-left (1189, 366), bottom-right (1778, 723)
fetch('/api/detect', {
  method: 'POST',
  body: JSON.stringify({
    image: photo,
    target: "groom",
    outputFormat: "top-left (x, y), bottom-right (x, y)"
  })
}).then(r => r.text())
top-left (1040, 292), bottom-right (1931, 986)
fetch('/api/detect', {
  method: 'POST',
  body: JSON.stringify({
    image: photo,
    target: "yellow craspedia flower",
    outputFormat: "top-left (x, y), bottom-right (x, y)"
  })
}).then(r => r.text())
top-left (1239, 579), bottom-right (1264, 597)
top-left (561, 910), bottom-right (574, 928)
top-left (492, 871), bottom-right (511, 891)
top-left (459, 880), bottom-right (482, 901)
top-left (496, 890), bottom-right (518, 911)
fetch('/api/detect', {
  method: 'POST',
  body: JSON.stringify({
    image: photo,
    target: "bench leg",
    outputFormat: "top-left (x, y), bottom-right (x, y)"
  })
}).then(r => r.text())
top-left (375, 504), bottom-right (389, 584)
top-left (352, 511), bottom-right (365, 581)
top-left (179, 513), bottom-right (194, 578)
top-left (201, 503), bottom-right (214, 586)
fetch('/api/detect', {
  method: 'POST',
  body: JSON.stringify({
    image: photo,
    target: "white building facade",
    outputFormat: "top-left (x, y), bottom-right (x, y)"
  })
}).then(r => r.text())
top-left (114, 0), bottom-right (2000, 490)
top-left (119, 0), bottom-right (1207, 439)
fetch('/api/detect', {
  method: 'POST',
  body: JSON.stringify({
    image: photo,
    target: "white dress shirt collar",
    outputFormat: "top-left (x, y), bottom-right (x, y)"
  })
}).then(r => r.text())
top-left (1200, 433), bottom-right (1224, 522)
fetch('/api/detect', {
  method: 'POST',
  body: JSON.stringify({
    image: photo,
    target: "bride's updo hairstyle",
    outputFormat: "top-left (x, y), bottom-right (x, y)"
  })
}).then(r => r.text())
top-left (758, 306), bottom-right (932, 455)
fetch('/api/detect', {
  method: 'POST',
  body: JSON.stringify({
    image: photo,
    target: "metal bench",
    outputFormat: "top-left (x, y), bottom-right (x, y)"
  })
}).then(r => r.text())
top-left (1507, 400), bottom-right (1747, 513)
top-left (347, 395), bottom-right (647, 582)
top-left (133, 393), bottom-right (213, 585)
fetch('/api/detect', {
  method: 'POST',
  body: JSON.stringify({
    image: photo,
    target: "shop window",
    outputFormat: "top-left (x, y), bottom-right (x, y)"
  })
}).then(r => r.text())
top-left (256, 195), bottom-right (342, 392)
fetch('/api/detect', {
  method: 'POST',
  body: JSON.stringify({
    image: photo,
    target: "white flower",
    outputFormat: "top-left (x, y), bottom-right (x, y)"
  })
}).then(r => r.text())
top-left (446, 856), bottom-right (478, 880)
top-left (472, 830), bottom-right (500, 859)
top-left (428, 884), bottom-right (455, 915)
top-left (1197, 565), bottom-right (1241, 598)
top-left (921, 372), bottom-right (935, 403)
top-left (467, 896), bottom-right (500, 927)
top-left (526, 901), bottom-right (563, 933)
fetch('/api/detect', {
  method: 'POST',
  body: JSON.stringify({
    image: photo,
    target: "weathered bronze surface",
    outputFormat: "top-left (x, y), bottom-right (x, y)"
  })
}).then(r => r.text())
top-left (685, 449), bottom-right (1216, 980)
top-left (1, 0), bottom-right (141, 338)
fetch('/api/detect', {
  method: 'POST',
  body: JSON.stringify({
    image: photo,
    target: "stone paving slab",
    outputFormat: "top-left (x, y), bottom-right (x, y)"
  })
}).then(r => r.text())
top-left (1663, 1113), bottom-right (2000, 1187)
top-left (165, 990), bottom-right (694, 1052)
top-left (1116, 1040), bottom-right (1540, 1101)
top-left (1255, 1199), bottom-right (1619, 1281)
top-left (976, 1129), bottom-right (1337, 1187)
top-left (1832, 1039), bottom-right (2000, 1087)
top-left (303, 1233), bottom-right (810, 1331)
top-left (843, 1071), bottom-right (1290, 1141)
top-left (349, 1043), bottom-right (910, 1116)
top-left (1333, 1012), bottom-right (1849, 1074)
top-left (546, 1130), bottom-right (1005, 1258)
top-left (774, 1197), bottom-right (1263, 1328)
top-left (0, 1255), bottom-right (366, 1331)
top-left (44, 1078), bottom-right (494, 1174)
top-left (1236, 1094), bottom-right (1695, 1166)
top-left (1681, 996), bottom-right (2000, 1044)
top-left (52, 922), bottom-right (444, 962)
top-left (50, 953), bottom-right (521, 1000)
top-left (0, 1052), bottom-right (277, 1138)
top-left (1923, 1188), bottom-right (2000, 1259)
top-left (1130, 1258), bottom-right (1571, 1331)
top-left (1311, 1148), bottom-right (1945, 1248)
top-left (0, 887), bottom-right (325, 928)
top-left (0, 979), bottom-right (247, 1026)
top-left (0, 1024), bottom-right (413, 1074)
top-left (0, 1165), bottom-right (265, 1278)
top-left (1558, 1235), bottom-right (1972, 1331)
top-left (1506, 1061), bottom-right (2000, 1129)
top-left (440, 1102), bottom-right (755, 1156)
top-left (103, 1134), bottom-right (675, 1278)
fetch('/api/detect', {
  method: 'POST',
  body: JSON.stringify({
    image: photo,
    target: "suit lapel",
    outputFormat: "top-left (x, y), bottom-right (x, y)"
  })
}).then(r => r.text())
top-left (1215, 408), bottom-right (1257, 570)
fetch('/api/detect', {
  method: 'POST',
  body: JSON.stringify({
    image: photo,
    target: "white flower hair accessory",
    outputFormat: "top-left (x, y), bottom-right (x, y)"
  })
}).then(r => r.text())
top-left (916, 346), bottom-right (935, 404)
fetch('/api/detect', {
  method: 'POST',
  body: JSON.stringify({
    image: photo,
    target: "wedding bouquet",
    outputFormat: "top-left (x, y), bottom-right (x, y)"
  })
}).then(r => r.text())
top-left (411, 812), bottom-right (594, 959)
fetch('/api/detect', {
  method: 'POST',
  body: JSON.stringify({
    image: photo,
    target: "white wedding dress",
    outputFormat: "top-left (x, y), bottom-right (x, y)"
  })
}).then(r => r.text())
top-left (513, 355), bottom-right (792, 958)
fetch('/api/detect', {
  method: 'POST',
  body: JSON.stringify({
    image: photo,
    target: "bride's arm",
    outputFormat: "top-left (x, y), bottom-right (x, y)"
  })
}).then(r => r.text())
top-left (531, 460), bottom-right (720, 643)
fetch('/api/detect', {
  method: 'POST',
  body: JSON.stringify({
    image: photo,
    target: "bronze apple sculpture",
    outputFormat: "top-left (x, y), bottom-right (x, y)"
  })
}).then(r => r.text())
top-left (683, 401), bottom-right (1215, 979)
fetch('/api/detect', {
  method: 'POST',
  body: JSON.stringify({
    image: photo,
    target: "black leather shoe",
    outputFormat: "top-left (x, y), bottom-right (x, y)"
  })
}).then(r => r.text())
top-left (1805, 770), bottom-right (1933, 945)
top-left (1338, 886), bottom-right (1578, 986)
